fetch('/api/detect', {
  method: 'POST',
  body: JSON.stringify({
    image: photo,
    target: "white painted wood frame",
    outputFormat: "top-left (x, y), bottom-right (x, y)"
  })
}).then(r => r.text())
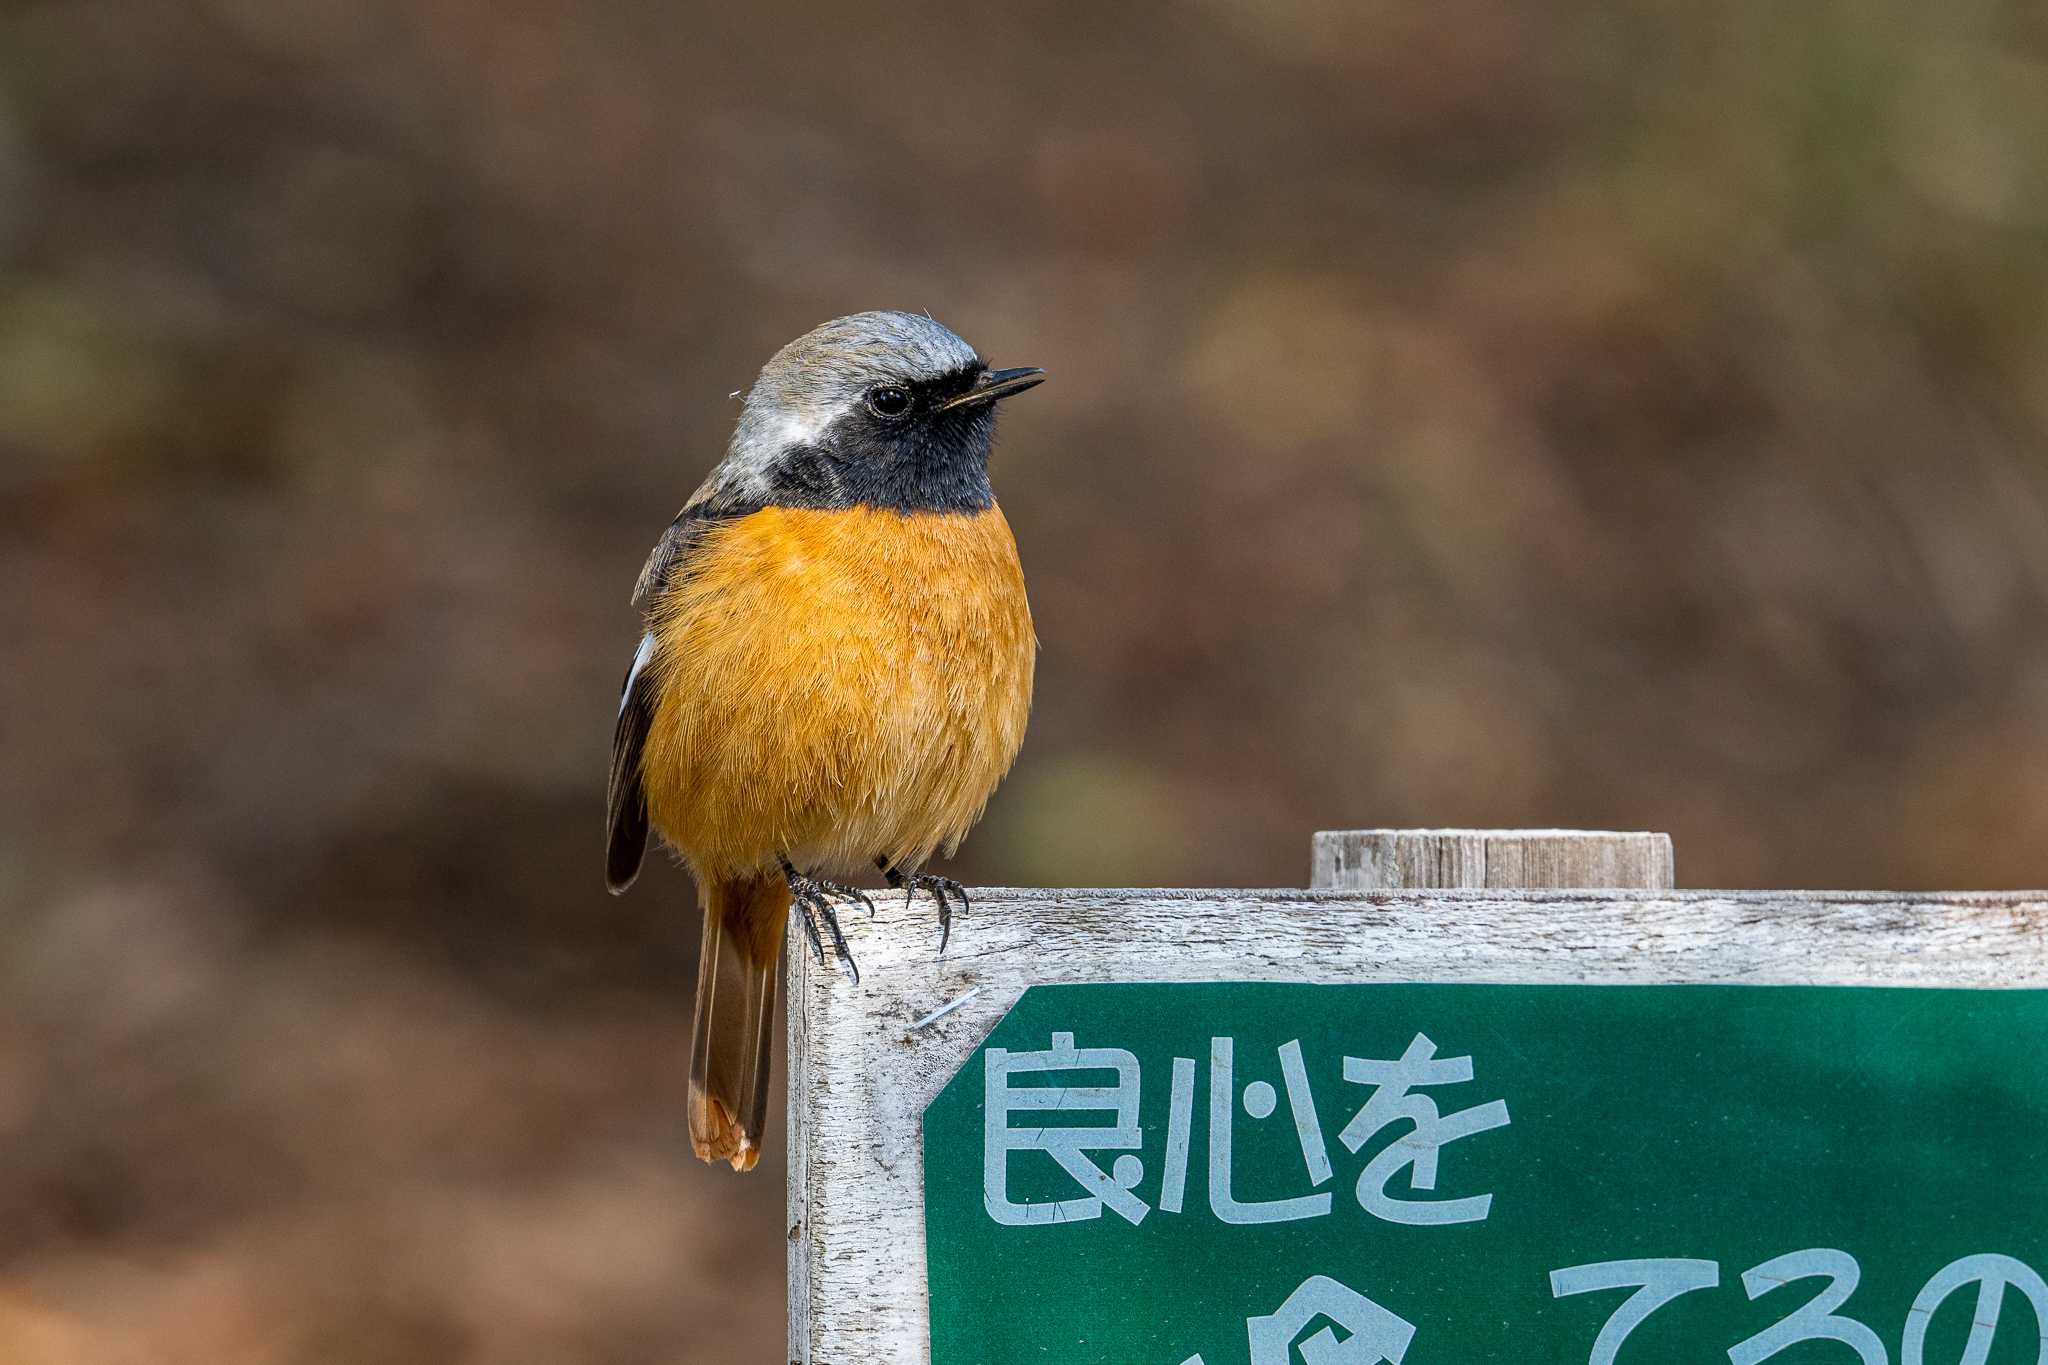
top-left (786, 839), bottom-right (2045, 1362)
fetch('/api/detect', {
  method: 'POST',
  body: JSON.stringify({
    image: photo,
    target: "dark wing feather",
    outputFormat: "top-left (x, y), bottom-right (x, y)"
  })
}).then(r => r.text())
top-left (607, 503), bottom-right (732, 893)
top-left (631, 510), bottom-right (699, 610)
top-left (606, 633), bottom-right (656, 893)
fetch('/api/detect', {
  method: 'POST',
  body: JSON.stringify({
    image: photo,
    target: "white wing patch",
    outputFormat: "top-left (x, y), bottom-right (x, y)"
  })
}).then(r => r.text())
top-left (619, 632), bottom-right (656, 718)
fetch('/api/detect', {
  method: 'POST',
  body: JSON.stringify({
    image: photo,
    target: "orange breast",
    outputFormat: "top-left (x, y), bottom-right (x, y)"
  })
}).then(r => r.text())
top-left (638, 504), bottom-right (1035, 880)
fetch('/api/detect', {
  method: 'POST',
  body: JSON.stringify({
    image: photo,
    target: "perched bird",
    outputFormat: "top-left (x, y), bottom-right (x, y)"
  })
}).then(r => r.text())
top-left (606, 312), bottom-right (1041, 1170)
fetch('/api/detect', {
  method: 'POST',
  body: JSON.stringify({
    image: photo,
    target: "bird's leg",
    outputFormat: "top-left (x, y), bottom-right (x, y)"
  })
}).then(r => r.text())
top-left (876, 858), bottom-right (970, 953)
top-left (780, 856), bottom-right (871, 983)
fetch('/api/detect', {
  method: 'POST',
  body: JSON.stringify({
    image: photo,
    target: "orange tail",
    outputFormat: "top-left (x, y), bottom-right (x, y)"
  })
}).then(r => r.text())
top-left (688, 871), bottom-right (789, 1171)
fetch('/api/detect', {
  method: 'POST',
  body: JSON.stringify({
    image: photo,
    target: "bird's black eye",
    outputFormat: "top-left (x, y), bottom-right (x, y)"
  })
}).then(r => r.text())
top-left (866, 385), bottom-right (912, 419)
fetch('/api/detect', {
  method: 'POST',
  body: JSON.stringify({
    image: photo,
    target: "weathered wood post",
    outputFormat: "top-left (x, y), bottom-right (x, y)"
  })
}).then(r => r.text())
top-left (1311, 828), bottom-right (1674, 892)
top-left (788, 831), bottom-right (2047, 1364)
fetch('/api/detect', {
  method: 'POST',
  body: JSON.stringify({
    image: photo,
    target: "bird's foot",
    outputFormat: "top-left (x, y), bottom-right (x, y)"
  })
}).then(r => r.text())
top-left (781, 858), bottom-right (872, 983)
top-left (877, 859), bottom-right (970, 953)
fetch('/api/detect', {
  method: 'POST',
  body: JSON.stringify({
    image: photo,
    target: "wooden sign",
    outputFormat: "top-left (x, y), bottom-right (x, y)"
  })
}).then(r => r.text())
top-left (786, 833), bottom-right (2048, 1364)
top-left (922, 980), bottom-right (2048, 1363)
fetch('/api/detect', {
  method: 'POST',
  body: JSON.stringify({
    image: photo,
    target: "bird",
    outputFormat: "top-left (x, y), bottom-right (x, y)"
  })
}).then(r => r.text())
top-left (605, 311), bottom-right (1042, 1171)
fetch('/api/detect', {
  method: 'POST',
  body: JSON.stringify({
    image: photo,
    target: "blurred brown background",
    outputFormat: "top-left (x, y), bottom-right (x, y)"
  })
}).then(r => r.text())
top-left (4, 0), bottom-right (2048, 1360)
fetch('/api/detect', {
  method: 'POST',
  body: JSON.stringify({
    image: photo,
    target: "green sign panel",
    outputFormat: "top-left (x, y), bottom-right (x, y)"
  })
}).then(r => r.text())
top-left (924, 982), bottom-right (2048, 1364)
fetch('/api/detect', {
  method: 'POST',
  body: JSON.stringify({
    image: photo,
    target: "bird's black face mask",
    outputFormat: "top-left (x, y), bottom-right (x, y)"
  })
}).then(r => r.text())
top-left (763, 363), bottom-right (1044, 514)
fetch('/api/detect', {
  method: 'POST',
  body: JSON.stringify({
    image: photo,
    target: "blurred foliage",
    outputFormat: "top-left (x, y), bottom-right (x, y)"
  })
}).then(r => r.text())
top-left (4, 0), bottom-right (2048, 1360)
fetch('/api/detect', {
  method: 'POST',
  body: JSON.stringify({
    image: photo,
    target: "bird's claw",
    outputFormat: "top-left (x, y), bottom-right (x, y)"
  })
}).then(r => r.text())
top-left (781, 859), bottom-right (870, 983)
top-left (877, 860), bottom-right (969, 953)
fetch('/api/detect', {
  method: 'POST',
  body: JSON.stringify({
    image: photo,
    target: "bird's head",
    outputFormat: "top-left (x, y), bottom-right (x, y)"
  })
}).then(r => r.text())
top-left (717, 311), bottom-right (1044, 515)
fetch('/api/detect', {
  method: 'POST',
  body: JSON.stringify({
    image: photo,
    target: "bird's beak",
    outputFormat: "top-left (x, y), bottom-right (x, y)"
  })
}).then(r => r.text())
top-left (936, 366), bottom-right (1046, 412)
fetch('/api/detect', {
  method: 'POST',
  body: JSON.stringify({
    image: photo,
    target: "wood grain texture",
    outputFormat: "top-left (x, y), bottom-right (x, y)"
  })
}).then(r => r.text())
top-left (1311, 829), bottom-right (1675, 891)
top-left (787, 886), bottom-right (2047, 1363)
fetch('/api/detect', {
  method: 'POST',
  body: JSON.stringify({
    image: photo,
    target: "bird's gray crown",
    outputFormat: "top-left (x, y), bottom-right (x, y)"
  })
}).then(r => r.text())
top-left (728, 311), bottom-right (981, 464)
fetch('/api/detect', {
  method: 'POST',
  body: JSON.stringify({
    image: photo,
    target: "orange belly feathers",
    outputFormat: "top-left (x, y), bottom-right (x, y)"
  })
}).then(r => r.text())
top-left (638, 503), bottom-right (1035, 886)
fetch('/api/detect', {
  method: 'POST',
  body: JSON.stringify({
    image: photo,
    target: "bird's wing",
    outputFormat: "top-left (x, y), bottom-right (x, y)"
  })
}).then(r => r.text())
top-left (630, 506), bottom-right (700, 611)
top-left (607, 503), bottom-right (724, 893)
